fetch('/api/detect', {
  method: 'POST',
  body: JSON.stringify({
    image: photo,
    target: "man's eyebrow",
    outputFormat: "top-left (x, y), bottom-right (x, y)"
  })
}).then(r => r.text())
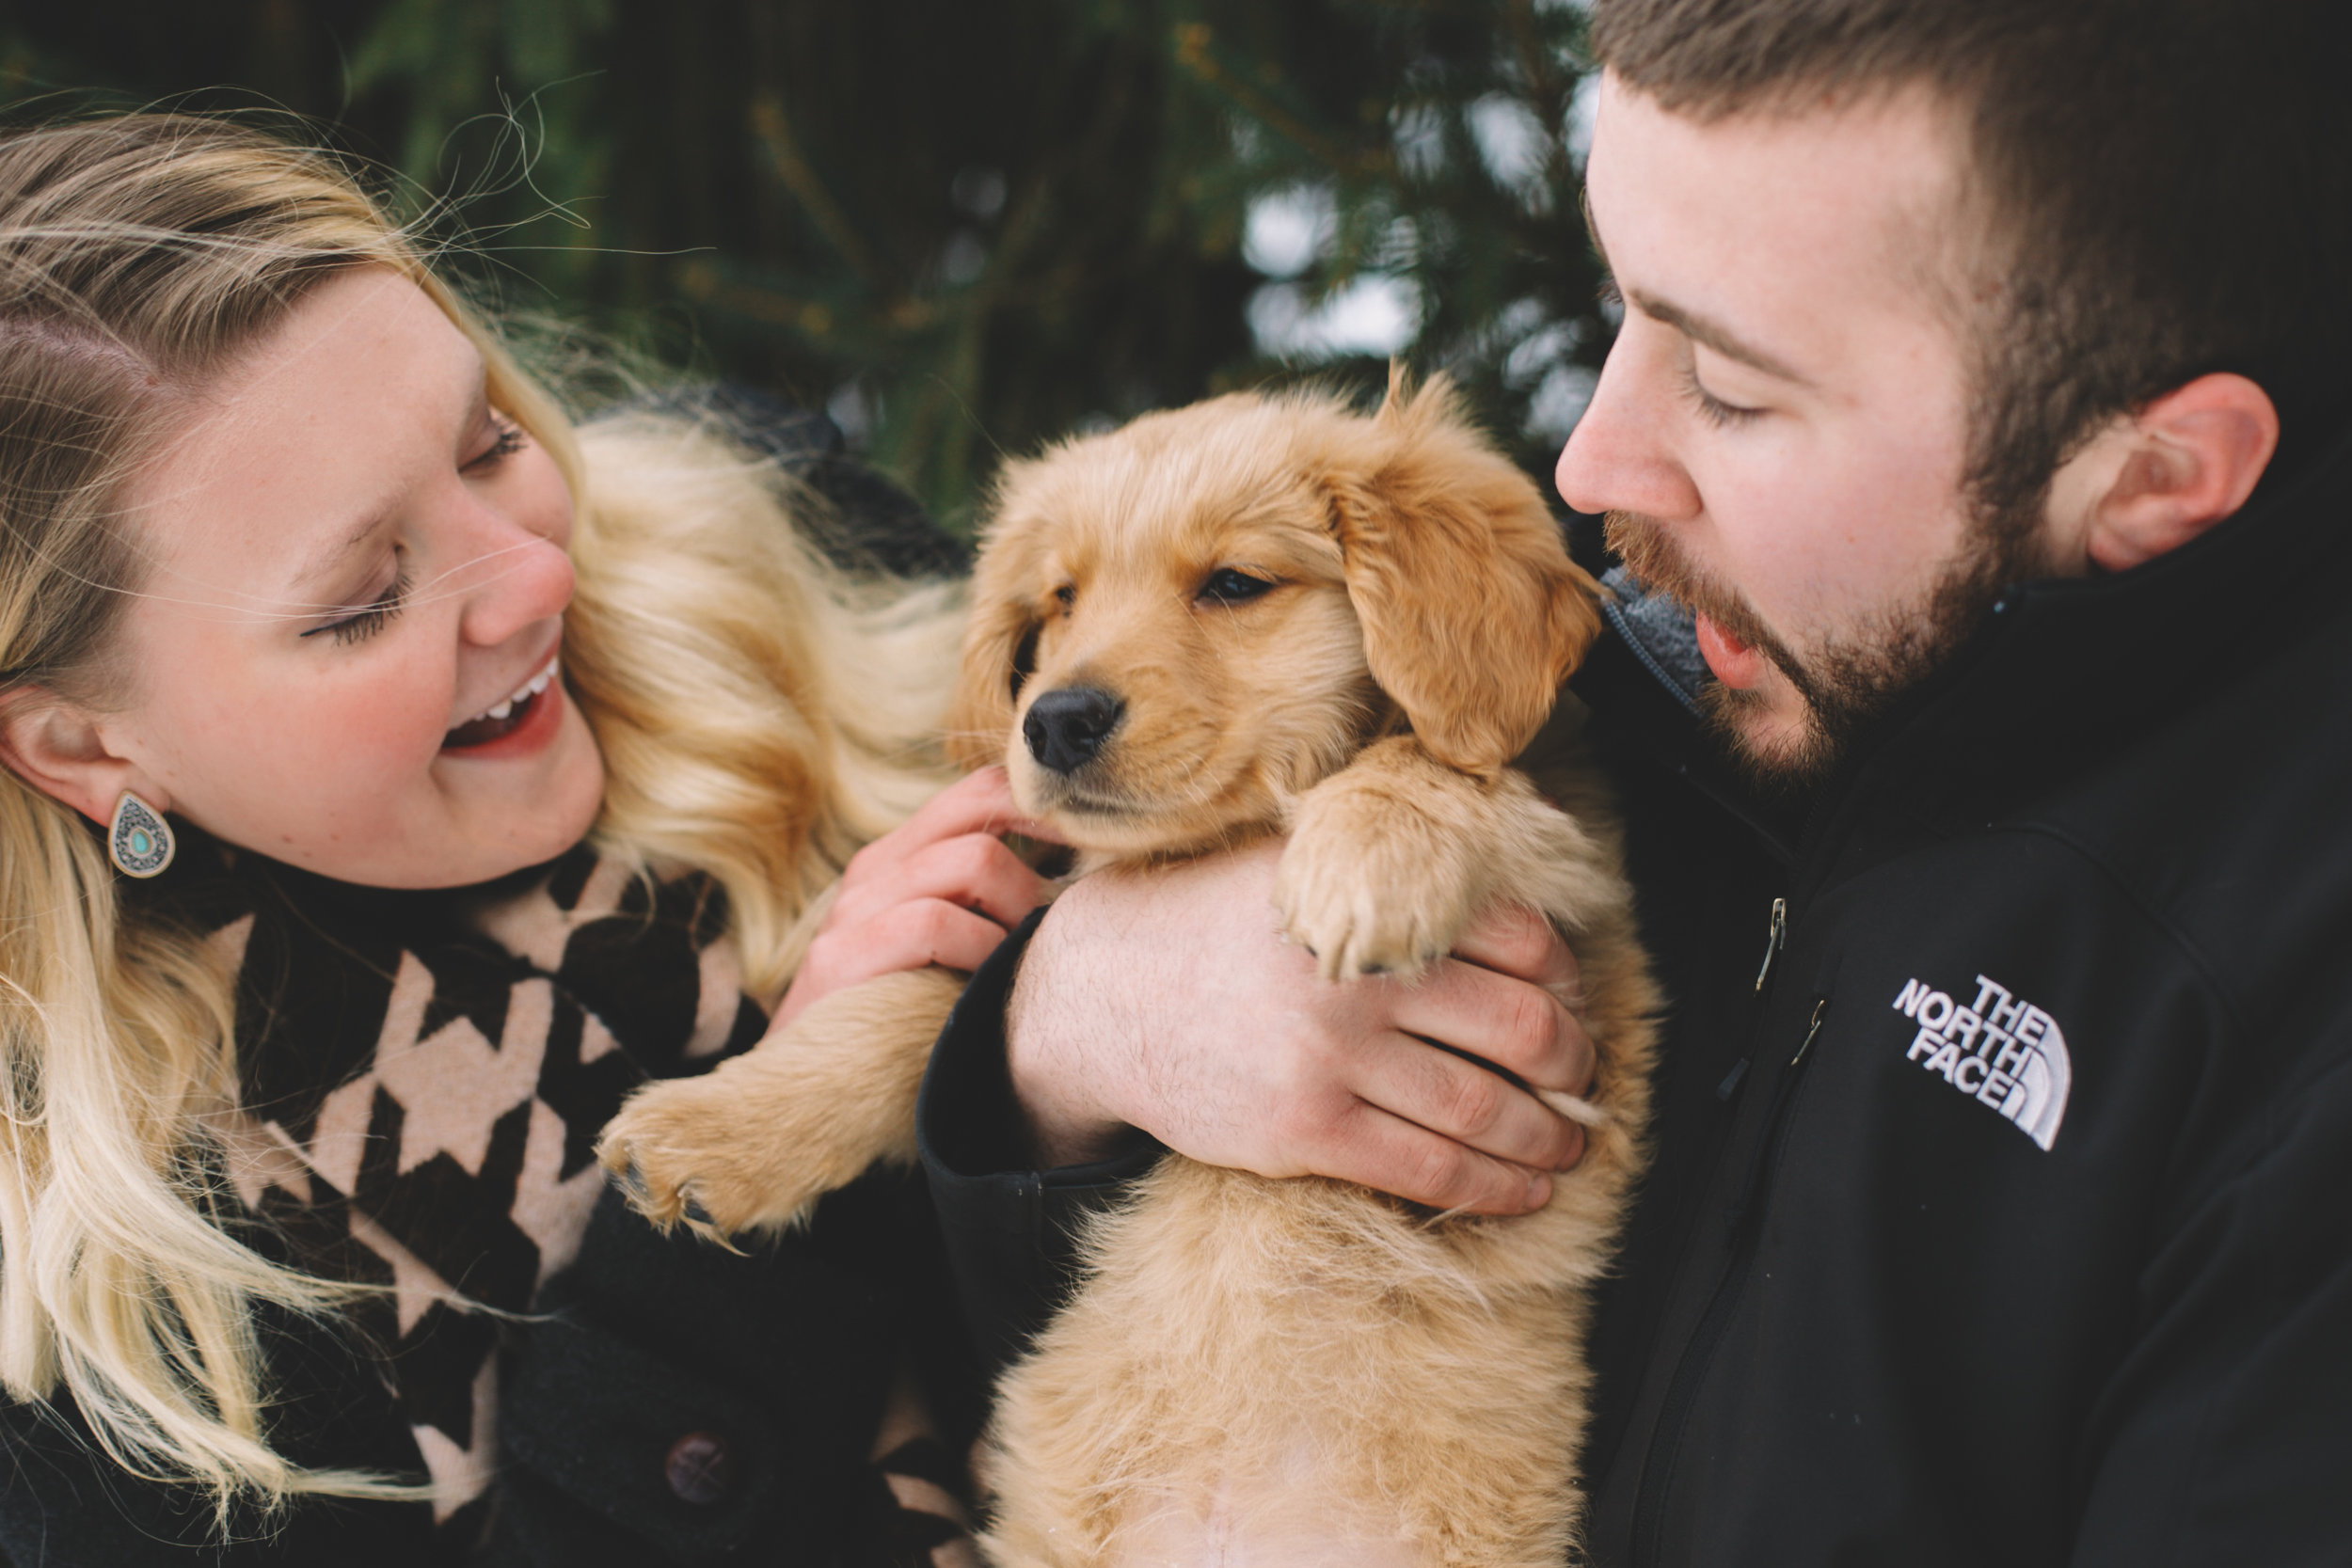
top-left (1628, 290), bottom-right (1812, 387)
top-left (1580, 192), bottom-right (1806, 385)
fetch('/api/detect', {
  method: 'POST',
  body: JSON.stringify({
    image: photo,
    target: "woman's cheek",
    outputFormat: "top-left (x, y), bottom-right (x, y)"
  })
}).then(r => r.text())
top-left (371, 672), bottom-right (464, 767)
top-left (289, 655), bottom-right (456, 797)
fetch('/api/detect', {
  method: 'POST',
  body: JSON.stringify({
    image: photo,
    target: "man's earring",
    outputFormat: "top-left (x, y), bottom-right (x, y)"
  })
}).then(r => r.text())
top-left (109, 791), bottom-right (175, 879)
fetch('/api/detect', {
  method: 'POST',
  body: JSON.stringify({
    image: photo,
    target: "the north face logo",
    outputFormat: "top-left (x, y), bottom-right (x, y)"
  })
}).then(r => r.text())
top-left (1893, 974), bottom-right (2071, 1151)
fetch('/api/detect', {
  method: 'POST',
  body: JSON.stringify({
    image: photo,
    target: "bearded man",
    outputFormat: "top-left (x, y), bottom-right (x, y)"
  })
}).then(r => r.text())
top-left (917, 2), bottom-right (2352, 1561)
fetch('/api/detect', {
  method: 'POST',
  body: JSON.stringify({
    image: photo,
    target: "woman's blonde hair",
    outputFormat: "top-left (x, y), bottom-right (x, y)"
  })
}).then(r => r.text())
top-left (0, 115), bottom-right (960, 1518)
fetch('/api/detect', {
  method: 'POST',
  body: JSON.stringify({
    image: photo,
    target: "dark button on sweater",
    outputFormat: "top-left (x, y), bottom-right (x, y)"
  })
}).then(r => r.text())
top-left (665, 1431), bottom-right (738, 1506)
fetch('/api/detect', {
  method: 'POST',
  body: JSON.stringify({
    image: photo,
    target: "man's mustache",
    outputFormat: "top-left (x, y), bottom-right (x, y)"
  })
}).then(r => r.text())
top-left (1601, 511), bottom-right (1810, 691)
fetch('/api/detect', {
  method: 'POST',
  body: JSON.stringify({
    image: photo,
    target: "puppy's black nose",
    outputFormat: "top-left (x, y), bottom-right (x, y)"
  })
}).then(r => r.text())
top-left (1024, 687), bottom-right (1124, 774)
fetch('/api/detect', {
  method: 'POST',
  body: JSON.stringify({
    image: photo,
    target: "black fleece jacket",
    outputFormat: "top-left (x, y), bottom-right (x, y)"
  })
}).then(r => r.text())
top-left (917, 419), bottom-right (2352, 1566)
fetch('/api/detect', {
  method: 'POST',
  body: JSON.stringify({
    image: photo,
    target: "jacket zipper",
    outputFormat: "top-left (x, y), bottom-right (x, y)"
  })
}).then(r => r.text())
top-left (1715, 899), bottom-right (1790, 1105)
top-left (1753, 896), bottom-right (1787, 992)
top-left (1629, 995), bottom-right (1830, 1568)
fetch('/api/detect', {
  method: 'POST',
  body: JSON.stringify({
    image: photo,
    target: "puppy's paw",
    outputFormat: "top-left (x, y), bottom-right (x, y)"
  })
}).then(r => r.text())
top-left (596, 1074), bottom-right (823, 1238)
top-left (1275, 770), bottom-right (1483, 982)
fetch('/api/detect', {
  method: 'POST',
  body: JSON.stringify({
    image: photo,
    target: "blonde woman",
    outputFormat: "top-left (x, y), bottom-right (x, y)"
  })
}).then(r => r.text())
top-left (0, 115), bottom-right (1046, 1564)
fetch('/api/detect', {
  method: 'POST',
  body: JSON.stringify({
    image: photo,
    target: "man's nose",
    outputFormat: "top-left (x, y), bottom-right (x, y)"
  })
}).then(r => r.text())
top-left (1554, 343), bottom-right (1703, 522)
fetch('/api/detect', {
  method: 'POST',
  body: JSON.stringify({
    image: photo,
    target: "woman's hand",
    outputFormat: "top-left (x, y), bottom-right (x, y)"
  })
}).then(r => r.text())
top-left (774, 767), bottom-right (1060, 1028)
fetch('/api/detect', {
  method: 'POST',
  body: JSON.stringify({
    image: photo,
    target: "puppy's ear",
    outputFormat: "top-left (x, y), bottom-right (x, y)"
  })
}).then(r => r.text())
top-left (1323, 369), bottom-right (1603, 775)
top-left (946, 514), bottom-right (1043, 772)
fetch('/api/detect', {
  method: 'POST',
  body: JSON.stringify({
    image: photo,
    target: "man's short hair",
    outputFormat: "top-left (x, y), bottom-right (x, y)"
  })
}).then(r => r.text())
top-left (1589, 0), bottom-right (2352, 524)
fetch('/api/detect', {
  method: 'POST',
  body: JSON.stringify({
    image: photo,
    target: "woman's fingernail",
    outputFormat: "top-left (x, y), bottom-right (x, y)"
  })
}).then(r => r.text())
top-left (1524, 1172), bottom-right (1552, 1207)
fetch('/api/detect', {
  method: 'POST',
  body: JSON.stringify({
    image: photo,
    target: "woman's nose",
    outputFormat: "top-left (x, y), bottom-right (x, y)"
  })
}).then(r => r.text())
top-left (1554, 339), bottom-right (1704, 522)
top-left (455, 520), bottom-right (577, 650)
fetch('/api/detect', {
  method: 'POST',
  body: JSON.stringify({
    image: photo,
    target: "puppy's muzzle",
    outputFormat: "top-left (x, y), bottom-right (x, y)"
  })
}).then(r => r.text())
top-left (1024, 686), bottom-right (1124, 774)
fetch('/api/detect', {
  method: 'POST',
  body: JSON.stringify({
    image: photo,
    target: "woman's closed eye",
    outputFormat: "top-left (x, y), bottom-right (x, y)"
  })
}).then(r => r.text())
top-left (466, 412), bottom-right (529, 471)
top-left (304, 562), bottom-right (412, 646)
top-left (299, 412), bottom-right (524, 647)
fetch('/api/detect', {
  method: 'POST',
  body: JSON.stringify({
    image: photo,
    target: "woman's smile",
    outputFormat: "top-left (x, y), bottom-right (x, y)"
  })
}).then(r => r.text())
top-left (442, 649), bottom-right (564, 752)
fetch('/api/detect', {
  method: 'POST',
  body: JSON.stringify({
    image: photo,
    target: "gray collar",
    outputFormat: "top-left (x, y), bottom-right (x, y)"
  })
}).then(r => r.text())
top-left (1599, 565), bottom-right (1708, 715)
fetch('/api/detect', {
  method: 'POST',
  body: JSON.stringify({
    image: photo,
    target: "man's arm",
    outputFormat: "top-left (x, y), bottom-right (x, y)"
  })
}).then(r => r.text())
top-left (918, 840), bottom-right (1596, 1372)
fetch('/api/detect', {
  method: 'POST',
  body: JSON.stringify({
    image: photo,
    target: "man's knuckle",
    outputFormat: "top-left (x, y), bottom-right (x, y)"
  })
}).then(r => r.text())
top-left (1500, 988), bottom-right (1559, 1060)
top-left (1494, 905), bottom-right (1548, 963)
top-left (1285, 1023), bottom-right (1343, 1081)
top-left (1406, 1140), bottom-right (1470, 1202)
top-left (1443, 1068), bottom-right (1504, 1136)
top-left (931, 898), bottom-right (977, 942)
top-left (1286, 1054), bottom-right (1348, 1123)
top-left (948, 834), bottom-right (998, 879)
top-left (1272, 1096), bottom-right (1327, 1149)
top-left (894, 898), bottom-right (952, 944)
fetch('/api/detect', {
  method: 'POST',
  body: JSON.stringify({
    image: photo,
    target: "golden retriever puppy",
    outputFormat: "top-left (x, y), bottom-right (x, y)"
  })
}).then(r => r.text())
top-left (600, 372), bottom-right (1659, 1567)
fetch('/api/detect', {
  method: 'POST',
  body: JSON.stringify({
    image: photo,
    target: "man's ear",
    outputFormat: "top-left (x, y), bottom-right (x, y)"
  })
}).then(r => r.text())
top-left (0, 689), bottom-right (160, 826)
top-left (2058, 372), bottom-right (2280, 573)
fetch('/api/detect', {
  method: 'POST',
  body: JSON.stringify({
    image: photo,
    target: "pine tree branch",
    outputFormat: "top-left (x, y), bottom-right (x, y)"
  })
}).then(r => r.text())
top-left (1172, 22), bottom-right (1391, 180)
top-left (748, 91), bottom-right (882, 290)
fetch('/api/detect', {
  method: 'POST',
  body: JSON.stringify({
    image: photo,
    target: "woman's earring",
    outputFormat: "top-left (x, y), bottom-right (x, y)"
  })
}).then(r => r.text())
top-left (109, 791), bottom-right (175, 879)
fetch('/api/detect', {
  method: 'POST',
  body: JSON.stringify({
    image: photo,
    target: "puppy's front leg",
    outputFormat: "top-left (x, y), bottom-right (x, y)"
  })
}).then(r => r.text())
top-left (1274, 735), bottom-right (1561, 982)
top-left (596, 966), bottom-right (962, 1235)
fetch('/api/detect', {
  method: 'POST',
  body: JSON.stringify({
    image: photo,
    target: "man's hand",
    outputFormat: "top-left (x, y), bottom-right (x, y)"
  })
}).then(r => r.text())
top-left (1006, 841), bottom-right (1594, 1214)
top-left (775, 767), bottom-right (1057, 1028)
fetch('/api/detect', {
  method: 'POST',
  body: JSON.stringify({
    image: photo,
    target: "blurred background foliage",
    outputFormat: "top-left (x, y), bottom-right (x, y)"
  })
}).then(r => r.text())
top-left (0, 0), bottom-right (1608, 532)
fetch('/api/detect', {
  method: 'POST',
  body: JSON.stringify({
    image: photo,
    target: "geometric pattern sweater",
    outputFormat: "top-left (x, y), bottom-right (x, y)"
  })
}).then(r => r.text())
top-left (125, 828), bottom-right (973, 1562)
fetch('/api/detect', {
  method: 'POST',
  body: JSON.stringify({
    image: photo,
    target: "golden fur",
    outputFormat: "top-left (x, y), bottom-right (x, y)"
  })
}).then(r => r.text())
top-left (599, 372), bottom-right (1660, 1566)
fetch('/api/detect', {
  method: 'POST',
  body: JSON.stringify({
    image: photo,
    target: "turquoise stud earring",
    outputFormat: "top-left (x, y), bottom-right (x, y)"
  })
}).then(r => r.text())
top-left (108, 791), bottom-right (175, 879)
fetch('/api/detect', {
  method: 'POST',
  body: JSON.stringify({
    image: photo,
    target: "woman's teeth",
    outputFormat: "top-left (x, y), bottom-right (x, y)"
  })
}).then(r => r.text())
top-left (443, 655), bottom-right (561, 749)
top-left (463, 657), bottom-right (558, 728)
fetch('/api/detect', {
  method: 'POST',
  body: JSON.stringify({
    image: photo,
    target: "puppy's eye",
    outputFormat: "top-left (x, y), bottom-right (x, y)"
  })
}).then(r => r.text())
top-left (1198, 567), bottom-right (1276, 605)
top-left (1053, 584), bottom-right (1077, 611)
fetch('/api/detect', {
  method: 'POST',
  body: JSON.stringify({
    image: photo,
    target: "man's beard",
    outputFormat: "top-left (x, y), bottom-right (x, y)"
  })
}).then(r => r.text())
top-left (1603, 505), bottom-right (2044, 791)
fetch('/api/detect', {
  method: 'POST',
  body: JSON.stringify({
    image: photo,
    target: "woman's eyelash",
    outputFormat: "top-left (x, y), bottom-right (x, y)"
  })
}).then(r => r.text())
top-left (304, 564), bottom-right (412, 646)
top-left (469, 416), bottom-right (529, 467)
top-left (1677, 360), bottom-right (1761, 429)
